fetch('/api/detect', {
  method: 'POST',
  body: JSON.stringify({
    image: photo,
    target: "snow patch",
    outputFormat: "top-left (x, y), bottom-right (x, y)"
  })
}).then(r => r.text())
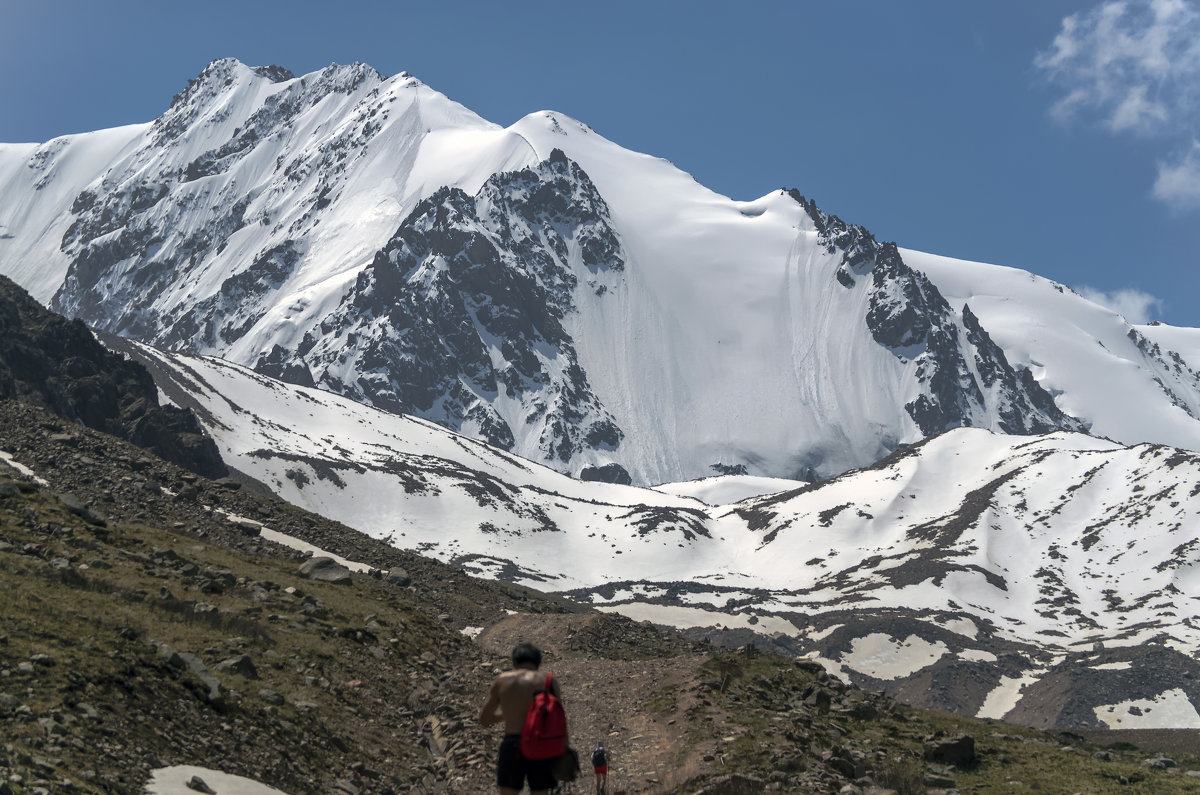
top-left (806, 624), bottom-right (844, 641)
top-left (977, 672), bottom-right (1044, 720)
top-left (145, 765), bottom-right (290, 795)
top-left (209, 508), bottom-right (372, 573)
top-left (0, 451), bottom-right (49, 487)
top-left (943, 617), bottom-right (979, 639)
top-left (1093, 688), bottom-right (1200, 729)
top-left (840, 633), bottom-right (948, 679)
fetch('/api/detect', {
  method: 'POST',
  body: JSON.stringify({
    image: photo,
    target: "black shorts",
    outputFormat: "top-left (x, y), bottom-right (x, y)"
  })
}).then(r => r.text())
top-left (498, 733), bottom-right (556, 791)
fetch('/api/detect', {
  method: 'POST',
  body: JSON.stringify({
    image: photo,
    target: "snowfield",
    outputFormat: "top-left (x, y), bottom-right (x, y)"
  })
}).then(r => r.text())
top-left (108, 337), bottom-right (1200, 727)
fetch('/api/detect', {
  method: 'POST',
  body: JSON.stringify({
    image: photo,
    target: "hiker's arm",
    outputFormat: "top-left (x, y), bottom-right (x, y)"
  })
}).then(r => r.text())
top-left (479, 680), bottom-right (502, 726)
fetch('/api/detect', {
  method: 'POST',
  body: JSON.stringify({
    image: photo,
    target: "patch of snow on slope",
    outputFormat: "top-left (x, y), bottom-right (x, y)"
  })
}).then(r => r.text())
top-left (207, 507), bottom-right (370, 571)
top-left (0, 451), bottom-right (49, 487)
top-left (943, 617), bottom-right (980, 639)
top-left (145, 765), bottom-right (289, 795)
top-left (1093, 689), bottom-right (1200, 729)
top-left (977, 672), bottom-right (1045, 720)
top-left (840, 633), bottom-right (948, 679)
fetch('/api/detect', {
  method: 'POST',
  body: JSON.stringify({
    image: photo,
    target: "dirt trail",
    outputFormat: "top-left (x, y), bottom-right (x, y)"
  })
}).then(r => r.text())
top-left (477, 613), bottom-right (729, 794)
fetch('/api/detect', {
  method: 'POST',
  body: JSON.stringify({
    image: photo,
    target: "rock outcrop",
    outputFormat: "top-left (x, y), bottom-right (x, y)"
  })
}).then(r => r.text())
top-left (0, 275), bottom-right (226, 478)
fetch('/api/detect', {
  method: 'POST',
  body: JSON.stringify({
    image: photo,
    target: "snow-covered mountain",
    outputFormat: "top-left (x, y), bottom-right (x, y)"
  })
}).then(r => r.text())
top-left (4, 58), bottom-right (1200, 485)
top-left (106, 336), bottom-right (1200, 729)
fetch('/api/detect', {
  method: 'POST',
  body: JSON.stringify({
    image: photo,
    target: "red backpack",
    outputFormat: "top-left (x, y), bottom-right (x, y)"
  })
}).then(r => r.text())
top-left (520, 672), bottom-right (567, 759)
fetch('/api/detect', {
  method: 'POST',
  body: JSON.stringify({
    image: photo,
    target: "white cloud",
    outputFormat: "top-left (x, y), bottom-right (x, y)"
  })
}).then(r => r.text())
top-left (1153, 140), bottom-right (1200, 209)
top-left (1036, 0), bottom-right (1200, 209)
top-left (1077, 286), bottom-right (1164, 323)
top-left (1036, 0), bottom-right (1200, 135)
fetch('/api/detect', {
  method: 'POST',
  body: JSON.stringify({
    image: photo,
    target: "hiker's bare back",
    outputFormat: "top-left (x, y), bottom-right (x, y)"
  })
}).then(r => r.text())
top-left (480, 643), bottom-right (565, 795)
top-left (479, 668), bottom-right (560, 732)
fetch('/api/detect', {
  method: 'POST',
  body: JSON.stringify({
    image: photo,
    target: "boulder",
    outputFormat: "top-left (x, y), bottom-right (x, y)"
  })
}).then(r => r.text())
top-left (924, 734), bottom-right (975, 767)
top-left (383, 567), bottom-right (411, 586)
top-left (177, 651), bottom-right (224, 711)
top-left (258, 688), bottom-right (285, 706)
top-left (57, 492), bottom-right (107, 526)
top-left (185, 775), bottom-right (217, 794)
top-left (215, 654), bottom-right (259, 679)
top-left (298, 556), bottom-right (352, 583)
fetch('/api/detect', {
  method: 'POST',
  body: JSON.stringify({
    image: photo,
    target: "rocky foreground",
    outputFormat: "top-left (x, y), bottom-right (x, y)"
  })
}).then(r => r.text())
top-left (2, 398), bottom-right (1200, 794)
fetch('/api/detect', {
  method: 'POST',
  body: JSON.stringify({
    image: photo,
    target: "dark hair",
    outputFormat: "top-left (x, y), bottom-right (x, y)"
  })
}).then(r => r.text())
top-left (511, 643), bottom-right (542, 668)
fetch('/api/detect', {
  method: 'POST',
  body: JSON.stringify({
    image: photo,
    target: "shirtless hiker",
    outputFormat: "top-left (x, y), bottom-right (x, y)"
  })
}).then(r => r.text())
top-left (479, 643), bottom-right (563, 795)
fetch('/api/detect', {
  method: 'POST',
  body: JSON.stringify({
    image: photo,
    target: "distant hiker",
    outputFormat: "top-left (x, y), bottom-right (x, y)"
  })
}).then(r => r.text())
top-left (480, 643), bottom-right (567, 795)
top-left (591, 743), bottom-right (609, 794)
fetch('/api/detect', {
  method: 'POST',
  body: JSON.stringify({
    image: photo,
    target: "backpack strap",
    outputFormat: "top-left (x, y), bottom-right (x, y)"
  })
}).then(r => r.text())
top-left (543, 672), bottom-right (554, 691)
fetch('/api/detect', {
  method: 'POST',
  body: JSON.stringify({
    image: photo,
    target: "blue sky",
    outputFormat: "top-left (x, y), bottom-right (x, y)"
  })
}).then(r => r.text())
top-left (2, 0), bottom-right (1198, 326)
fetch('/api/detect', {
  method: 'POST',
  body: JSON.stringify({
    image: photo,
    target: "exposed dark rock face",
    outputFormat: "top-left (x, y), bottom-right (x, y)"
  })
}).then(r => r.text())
top-left (579, 462), bottom-right (633, 485)
top-left (301, 149), bottom-right (626, 463)
top-left (253, 342), bottom-right (316, 388)
top-left (790, 190), bottom-right (1087, 437)
top-left (0, 275), bottom-right (226, 478)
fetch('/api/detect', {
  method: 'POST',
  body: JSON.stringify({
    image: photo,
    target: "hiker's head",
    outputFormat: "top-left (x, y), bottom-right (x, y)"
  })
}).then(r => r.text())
top-left (511, 642), bottom-right (542, 669)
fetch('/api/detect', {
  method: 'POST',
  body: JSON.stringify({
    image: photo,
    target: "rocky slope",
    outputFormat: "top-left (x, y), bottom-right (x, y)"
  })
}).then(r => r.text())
top-left (3, 59), bottom-right (1200, 485)
top-left (3, 397), bottom-right (1200, 794)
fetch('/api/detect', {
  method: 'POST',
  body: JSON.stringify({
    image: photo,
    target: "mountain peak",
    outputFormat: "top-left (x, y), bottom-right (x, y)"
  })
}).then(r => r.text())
top-left (519, 110), bottom-right (594, 139)
top-left (308, 61), bottom-right (385, 90)
top-left (195, 58), bottom-right (294, 84)
top-left (250, 64), bottom-right (296, 83)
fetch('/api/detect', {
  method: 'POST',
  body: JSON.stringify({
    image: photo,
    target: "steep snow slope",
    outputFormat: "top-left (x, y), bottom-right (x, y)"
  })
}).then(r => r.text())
top-left (110, 338), bottom-right (1200, 727)
top-left (0, 123), bottom-right (146, 299)
top-left (3, 59), bottom-right (1199, 486)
